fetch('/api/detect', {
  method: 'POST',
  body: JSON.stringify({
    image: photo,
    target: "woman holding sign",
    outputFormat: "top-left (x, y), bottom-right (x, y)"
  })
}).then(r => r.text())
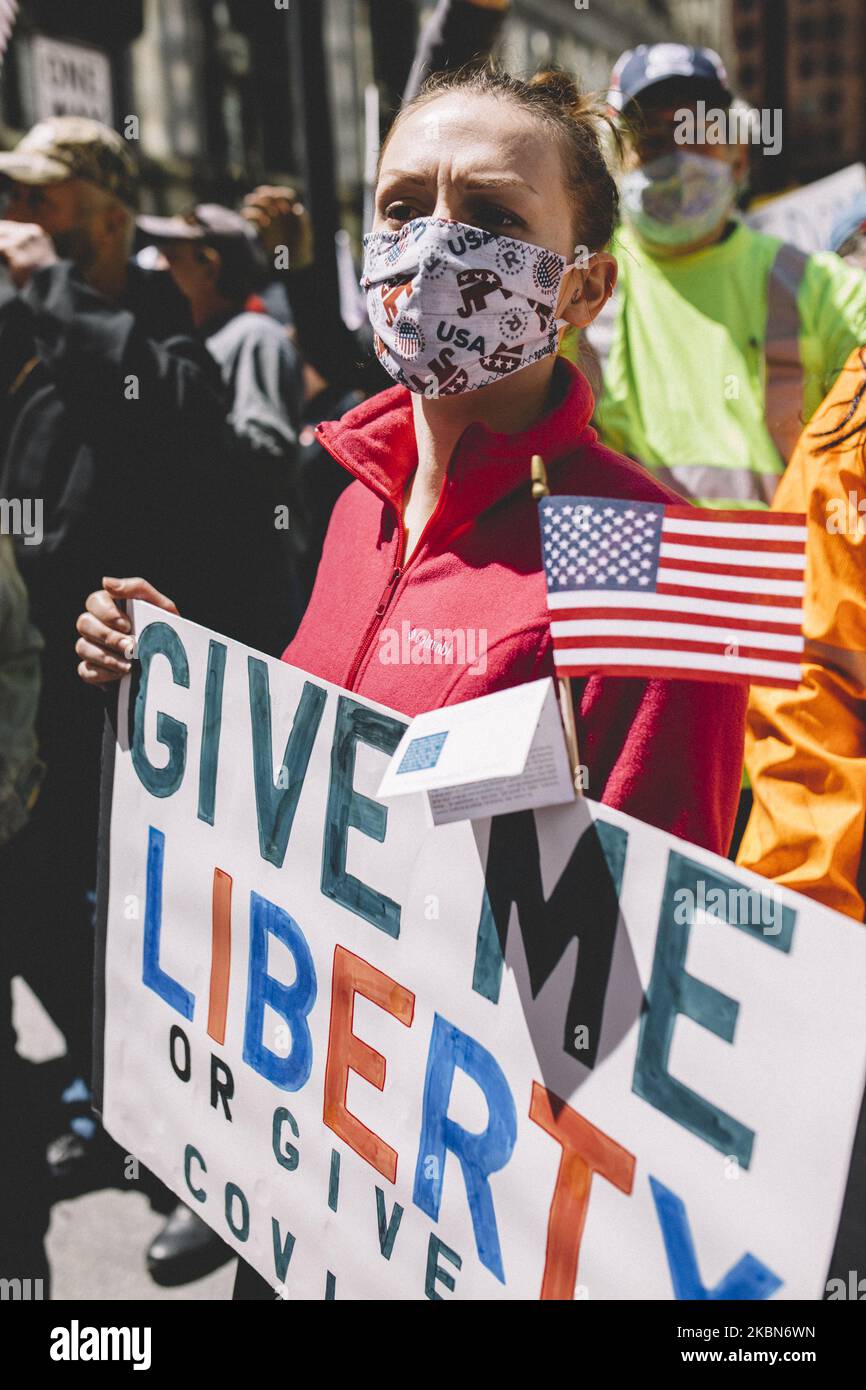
top-left (74, 62), bottom-right (748, 1300)
top-left (76, 71), bottom-right (746, 874)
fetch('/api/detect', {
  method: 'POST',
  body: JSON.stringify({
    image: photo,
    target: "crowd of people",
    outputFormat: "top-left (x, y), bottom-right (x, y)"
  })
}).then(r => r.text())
top-left (1, 0), bottom-right (865, 1300)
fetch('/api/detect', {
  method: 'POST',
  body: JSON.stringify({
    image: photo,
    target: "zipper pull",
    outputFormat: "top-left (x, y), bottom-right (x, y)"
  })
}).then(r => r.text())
top-left (375, 565), bottom-right (402, 617)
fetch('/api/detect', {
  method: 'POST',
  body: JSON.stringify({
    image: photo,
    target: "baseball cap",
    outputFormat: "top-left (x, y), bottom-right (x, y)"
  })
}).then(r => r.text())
top-left (0, 116), bottom-right (139, 209)
top-left (137, 203), bottom-right (257, 244)
top-left (137, 204), bottom-right (267, 290)
top-left (608, 43), bottom-right (733, 112)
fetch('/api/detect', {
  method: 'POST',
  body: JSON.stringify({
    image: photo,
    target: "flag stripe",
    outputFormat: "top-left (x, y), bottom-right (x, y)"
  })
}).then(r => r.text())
top-left (554, 638), bottom-right (801, 663)
top-left (553, 660), bottom-right (801, 690)
top-left (553, 606), bottom-right (800, 633)
top-left (550, 620), bottom-right (804, 652)
top-left (659, 541), bottom-right (805, 568)
top-left (663, 506), bottom-right (806, 528)
top-left (659, 555), bottom-right (805, 582)
top-left (662, 517), bottom-right (808, 542)
top-left (552, 647), bottom-right (802, 680)
top-left (549, 591), bottom-right (802, 621)
top-left (657, 570), bottom-right (805, 596)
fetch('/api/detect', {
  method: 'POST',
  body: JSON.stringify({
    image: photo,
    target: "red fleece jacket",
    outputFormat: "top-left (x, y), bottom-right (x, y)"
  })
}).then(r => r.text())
top-left (284, 360), bottom-right (746, 855)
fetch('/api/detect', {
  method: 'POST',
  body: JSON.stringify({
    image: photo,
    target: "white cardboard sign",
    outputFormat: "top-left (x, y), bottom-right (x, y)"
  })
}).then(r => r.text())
top-left (95, 604), bottom-right (866, 1300)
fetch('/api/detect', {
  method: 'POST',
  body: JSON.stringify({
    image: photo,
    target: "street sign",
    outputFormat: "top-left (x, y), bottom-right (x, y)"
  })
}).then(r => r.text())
top-left (30, 34), bottom-right (113, 124)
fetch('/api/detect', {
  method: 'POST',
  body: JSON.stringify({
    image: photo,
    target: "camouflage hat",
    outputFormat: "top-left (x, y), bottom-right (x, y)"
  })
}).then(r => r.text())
top-left (0, 116), bottom-right (139, 210)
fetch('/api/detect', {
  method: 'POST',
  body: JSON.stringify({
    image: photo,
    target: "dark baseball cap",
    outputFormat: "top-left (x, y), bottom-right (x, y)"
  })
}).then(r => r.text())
top-left (137, 203), bottom-right (254, 245)
top-left (137, 203), bottom-right (267, 290)
top-left (608, 43), bottom-right (733, 112)
top-left (0, 116), bottom-right (139, 209)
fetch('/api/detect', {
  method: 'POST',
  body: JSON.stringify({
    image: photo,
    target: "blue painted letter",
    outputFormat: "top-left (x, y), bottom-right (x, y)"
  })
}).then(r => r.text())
top-left (650, 1176), bottom-right (782, 1300)
top-left (413, 1014), bottom-right (516, 1283)
top-left (142, 826), bottom-right (195, 1019)
top-left (243, 892), bottom-right (316, 1089)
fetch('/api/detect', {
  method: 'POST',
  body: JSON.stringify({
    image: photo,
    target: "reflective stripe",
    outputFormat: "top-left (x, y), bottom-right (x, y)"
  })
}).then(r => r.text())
top-left (765, 241), bottom-right (809, 465)
top-left (804, 637), bottom-right (866, 688)
top-left (640, 461), bottom-right (781, 506)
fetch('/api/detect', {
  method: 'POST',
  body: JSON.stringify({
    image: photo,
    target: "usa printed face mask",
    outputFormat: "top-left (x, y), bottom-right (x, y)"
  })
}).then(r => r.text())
top-left (620, 153), bottom-right (736, 250)
top-left (361, 217), bottom-right (589, 395)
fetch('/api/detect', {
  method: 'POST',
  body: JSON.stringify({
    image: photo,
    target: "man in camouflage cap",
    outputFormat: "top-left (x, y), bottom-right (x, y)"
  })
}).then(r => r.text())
top-left (0, 116), bottom-right (138, 298)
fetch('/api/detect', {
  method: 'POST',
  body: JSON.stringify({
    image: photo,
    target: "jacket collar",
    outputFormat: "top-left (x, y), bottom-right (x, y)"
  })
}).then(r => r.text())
top-left (315, 358), bottom-right (596, 524)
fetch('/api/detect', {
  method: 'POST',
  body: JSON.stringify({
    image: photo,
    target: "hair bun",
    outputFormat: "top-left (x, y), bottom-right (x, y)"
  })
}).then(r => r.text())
top-left (527, 67), bottom-right (582, 112)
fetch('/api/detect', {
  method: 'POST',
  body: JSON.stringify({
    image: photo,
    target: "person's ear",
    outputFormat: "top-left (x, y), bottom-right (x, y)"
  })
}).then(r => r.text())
top-left (556, 252), bottom-right (618, 329)
top-left (100, 200), bottom-right (131, 247)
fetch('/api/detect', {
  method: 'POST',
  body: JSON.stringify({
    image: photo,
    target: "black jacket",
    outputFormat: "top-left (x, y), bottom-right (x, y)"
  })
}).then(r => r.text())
top-left (0, 262), bottom-right (242, 651)
top-left (0, 261), bottom-right (280, 856)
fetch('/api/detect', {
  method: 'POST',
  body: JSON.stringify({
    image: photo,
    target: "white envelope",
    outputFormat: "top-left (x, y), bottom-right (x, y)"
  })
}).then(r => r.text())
top-left (376, 677), bottom-right (576, 825)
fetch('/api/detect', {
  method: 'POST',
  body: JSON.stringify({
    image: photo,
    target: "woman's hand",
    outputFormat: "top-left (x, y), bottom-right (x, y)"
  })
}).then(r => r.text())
top-left (75, 577), bottom-right (178, 687)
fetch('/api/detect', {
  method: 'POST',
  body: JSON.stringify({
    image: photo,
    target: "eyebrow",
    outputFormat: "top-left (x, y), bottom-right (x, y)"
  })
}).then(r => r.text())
top-left (380, 172), bottom-right (431, 188)
top-left (379, 171), bottom-right (539, 196)
top-left (464, 175), bottom-right (539, 196)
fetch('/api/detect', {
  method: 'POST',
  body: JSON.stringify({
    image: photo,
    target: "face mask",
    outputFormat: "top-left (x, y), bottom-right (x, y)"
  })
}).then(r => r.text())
top-left (620, 152), bottom-right (735, 249)
top-left (361, 217), bottom-right (592, 395)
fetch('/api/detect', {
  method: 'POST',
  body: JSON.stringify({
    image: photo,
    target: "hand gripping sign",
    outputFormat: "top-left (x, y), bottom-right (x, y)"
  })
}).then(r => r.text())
top-left (94, 604), bottom-right (866, 1300)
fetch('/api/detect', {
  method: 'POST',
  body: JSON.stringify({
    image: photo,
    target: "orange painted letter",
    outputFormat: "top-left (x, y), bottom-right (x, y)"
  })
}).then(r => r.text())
top-left (324, 946), bottom-right (414, 1182)
top-left (530, 1081), bottom-right (635, 1300)
top-left (207, 868), bottom-right (232, 1045)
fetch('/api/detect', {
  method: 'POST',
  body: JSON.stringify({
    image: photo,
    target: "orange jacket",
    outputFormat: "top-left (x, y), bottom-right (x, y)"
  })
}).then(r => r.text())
top-left (738, 347), bottom-right (866, 919)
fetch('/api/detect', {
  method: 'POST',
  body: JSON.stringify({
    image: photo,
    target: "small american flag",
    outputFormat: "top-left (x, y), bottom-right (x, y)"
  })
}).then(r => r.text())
top-left (539, 496), bottom-right (807, 688)
top-left (0, 2), bottom-right (17, 66)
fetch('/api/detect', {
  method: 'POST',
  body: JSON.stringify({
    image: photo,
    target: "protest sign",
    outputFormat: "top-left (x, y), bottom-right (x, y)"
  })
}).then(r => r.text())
top-left (95, 604), bottom-right (866, 1300)
top-left (746, 164), bottom-right (866, 254)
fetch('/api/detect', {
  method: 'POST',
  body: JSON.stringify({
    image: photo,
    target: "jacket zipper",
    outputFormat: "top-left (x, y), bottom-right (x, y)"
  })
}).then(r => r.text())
top-left (344, 475), bottom-right (453, 691)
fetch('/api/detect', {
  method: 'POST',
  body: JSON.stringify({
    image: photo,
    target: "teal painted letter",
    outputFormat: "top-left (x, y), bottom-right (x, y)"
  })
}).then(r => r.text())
top-left (131, 622), bottom-right (189, 797)
top-left (248, 659), bottom-right (326, 867)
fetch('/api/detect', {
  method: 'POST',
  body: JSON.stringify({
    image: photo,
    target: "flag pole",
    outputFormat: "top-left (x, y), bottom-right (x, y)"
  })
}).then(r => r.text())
top-left (532, 454), bottom-right (583, 796)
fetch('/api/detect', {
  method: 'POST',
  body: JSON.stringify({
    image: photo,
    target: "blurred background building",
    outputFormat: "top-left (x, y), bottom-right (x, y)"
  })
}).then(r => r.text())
top-left (0, 1), bottom-right (861, 221)
top-left (732, 0), bottom-right (866, 192)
